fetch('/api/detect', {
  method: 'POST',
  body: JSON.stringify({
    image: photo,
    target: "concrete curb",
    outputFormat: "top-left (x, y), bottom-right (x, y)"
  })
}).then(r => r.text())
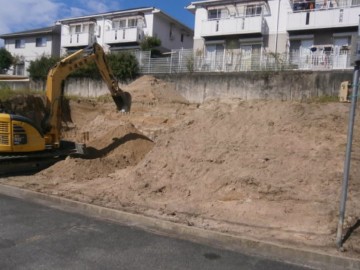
top-left (0, 183), bottom-right (359, 270)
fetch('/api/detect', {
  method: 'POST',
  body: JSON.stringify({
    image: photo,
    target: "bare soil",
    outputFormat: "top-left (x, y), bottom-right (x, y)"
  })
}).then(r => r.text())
top-left (2, 75), bottom-right (360, 257)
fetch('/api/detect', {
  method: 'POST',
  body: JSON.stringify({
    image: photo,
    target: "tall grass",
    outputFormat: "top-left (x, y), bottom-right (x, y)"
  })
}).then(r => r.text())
top-left (0, 84), bottom-right (40, 101)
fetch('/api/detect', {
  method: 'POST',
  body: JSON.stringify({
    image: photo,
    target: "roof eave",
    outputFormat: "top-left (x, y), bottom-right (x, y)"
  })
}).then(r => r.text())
top-left (57, 7), bottom-right (155, 24)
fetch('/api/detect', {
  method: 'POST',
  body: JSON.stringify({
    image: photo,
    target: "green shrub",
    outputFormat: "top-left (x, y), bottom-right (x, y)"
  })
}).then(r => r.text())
top-left (107, 52), bottom-right (139, 82)
top-left (140, 36), bottom-right (162, 57)
top-left (27, 50), bottom-right (139, 83)
top-left (27, 55), bottom-right (60, 81)
top-left (0, 48), bottom-right (13, 74)
top-left (69, 61), bottom-right (101, 79)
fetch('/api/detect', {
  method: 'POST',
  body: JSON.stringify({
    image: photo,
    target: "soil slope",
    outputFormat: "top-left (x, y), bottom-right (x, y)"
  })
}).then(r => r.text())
top-left (2, 75), bottom-right (360, 256)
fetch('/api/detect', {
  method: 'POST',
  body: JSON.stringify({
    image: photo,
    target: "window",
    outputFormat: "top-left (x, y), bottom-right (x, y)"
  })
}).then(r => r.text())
top-left (15, 39), bottom-right (25, 48)
top-left (14, 63), bottom-right (25, 75)
top-left (119, 19), bottom-right (126, 28)
top-left (208, 8), bottom-right (228, 20)
top-left (169, 24), bottom-right (174, 40)
top-left (128, 18), bottom-right (138, 28)
top-left (181, 33), bottom-right (184, 43)
top-left (112, 21), bottom-right (119, 29)
top-left (113, 19), bottom-right (126, 29)
top-left (205, 43), bottom-right (225, 70)
top-left (239, 44), bottom-right (262, 71)
top-left (75, 25), bottom-right (81, 33)
top-left (334, 37), bottom-right (350, 53)
top-left (246, 5), bottom-right (262, 16)
top-left (36, 37), bottom-right (47, 47)
top-left (70, 25), bottom-right (82, 34)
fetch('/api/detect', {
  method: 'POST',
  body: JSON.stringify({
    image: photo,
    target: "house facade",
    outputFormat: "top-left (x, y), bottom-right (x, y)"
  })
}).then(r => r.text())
top-left (0, 26), bottom-right (61, 76)
top-left (186, 0), bottom-right (360, 71)
top-left (57, 7), bottom-right (194, 55)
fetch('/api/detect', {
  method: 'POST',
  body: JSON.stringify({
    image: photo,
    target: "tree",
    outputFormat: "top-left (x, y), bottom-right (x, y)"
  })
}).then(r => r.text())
top-left (107, 52), bottom-right (139, 82)
top-left (140, 36), bottom-right (162, 57)
top-left (27, 48), bottom-right (139, 83)
top-left (0, 48), bottom-right (13, 74)
top-left (27, 55), bottom-right (60, 81)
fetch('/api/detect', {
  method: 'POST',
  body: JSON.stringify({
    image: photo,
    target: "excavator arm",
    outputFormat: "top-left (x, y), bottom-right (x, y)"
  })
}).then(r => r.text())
top-left (44, 43), bottom-right (132, 148)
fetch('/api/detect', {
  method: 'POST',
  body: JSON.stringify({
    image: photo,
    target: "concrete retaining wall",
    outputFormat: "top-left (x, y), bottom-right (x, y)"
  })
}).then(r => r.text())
top-left (155, 71), bottom-right (353, 103)
top-left (2, 71), bottom-right (353, 102)
top-left (0, 80), bottom-right (30, 91)
top-left (63, 78), bottom-right (128, 98)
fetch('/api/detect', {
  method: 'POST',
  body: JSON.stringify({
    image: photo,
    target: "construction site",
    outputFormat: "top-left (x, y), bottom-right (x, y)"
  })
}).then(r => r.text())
top-left (0, 72), bottom-right (360, 263)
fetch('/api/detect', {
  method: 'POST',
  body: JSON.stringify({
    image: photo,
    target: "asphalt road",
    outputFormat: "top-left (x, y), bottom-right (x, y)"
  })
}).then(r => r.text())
top-left (0, 194), bottom-right (314, 270)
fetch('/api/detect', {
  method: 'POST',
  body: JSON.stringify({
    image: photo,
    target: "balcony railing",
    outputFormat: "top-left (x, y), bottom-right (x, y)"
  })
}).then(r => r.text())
top-left (200, 15), bottom-right (267, 37)
top-left (61, 32), bottom-right (94, 47)
top-left (104, 27), bottom-right (143, 44)
top-left (287, 6), bottom-right (360, 31)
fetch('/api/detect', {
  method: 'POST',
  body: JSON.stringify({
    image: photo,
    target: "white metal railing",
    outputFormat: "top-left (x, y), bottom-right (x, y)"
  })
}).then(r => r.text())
top-left (133, 48), bottom-right (352, 74)
top-left (289, 49), bottom-right (351, 70)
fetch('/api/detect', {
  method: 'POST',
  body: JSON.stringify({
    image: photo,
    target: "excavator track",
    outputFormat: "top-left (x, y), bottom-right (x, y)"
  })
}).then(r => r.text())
top-left (0, 156), bottom-right (62, 176)
top-left (0, 141), bottom-right (84, 176)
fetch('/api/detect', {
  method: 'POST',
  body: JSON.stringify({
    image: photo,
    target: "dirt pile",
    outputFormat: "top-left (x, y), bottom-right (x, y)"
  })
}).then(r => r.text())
top-left (124, 75), bottom-right (188, 105)
top-left (0, 94), bottom-right (46, 128)
top-left (41, 121), bottom-right (154, 181)
top-left (0, 94), bottom-right (73, 131)
top-left (3, 75), bottom-right (360, 256)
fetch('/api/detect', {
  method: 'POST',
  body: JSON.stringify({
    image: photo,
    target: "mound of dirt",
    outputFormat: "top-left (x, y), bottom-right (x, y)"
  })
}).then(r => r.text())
top-left (0, 94), bottom-right (74, 131)
top-left (0, 94), bottom-right (46, 128)
top-left (40, 122), bottom-right (154, 181)
top-left (3, 75), bottom-right (360, 257)
top-left (124, 75), bottom-right (188, 104)
top-left (104, 100), bottom-right (358, 247)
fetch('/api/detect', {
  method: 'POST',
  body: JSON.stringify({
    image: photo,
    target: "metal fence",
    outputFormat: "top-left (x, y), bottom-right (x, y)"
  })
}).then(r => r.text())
top-left (134, 48), bottom-right (352, 74)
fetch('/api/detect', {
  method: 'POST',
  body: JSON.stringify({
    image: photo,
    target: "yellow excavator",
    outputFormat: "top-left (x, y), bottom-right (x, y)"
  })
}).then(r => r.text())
top-left (0, 43), bottom-right (131, 174)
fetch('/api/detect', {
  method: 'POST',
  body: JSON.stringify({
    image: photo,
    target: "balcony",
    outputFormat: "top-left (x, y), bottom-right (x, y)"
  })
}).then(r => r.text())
top-left (61, 32), bottom-right (94, 47)
top-left (104, 27), bottom-right (143, 44)
top-left (200, 15), bottom-right (267, 37)
top-left (287, 6), bottom-right (360, 31)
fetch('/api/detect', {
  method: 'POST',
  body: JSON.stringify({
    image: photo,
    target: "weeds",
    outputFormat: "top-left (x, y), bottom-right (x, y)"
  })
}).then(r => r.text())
top-left (0, 84), bottom-right (40, 101)
top-left (305, 95), bottom-right (339, 103)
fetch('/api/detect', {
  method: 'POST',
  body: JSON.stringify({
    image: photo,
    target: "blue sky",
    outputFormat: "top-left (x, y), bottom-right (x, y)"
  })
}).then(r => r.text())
top-left (0, 0), bottom-right (195, 47)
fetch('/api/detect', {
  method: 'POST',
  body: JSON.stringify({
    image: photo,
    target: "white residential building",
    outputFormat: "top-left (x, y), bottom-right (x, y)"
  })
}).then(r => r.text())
top-left (186, 0), bottom-right (360, 70)
top-left (57, 7), bottom-right (194, 55)
top-left (0, 26), bottom-right (61, 76)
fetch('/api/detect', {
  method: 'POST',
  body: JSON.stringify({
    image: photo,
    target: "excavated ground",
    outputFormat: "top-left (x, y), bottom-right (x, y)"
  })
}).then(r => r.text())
top-left (2, 75), bottom-right (360, 258)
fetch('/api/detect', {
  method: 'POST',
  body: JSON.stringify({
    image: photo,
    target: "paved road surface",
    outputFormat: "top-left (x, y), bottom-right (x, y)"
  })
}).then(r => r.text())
top-left (0, 194), bottom-right (313, 270)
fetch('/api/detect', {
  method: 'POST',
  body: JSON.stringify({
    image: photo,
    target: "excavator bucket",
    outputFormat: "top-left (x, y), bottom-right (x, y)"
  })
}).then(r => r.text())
top-left (112, 91), bottom-right (132, 112)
